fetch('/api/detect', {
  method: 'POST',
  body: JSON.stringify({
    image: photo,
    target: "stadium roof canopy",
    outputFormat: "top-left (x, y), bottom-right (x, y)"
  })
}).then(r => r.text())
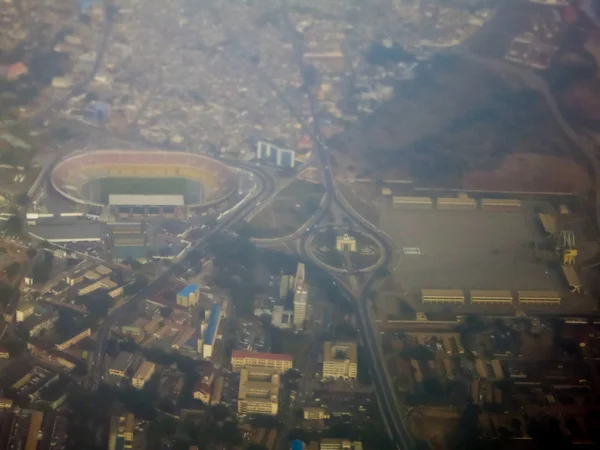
top-left (29, 223), bottom-right (105, 243)
top-left (108, 194), bottom-right (184, 206)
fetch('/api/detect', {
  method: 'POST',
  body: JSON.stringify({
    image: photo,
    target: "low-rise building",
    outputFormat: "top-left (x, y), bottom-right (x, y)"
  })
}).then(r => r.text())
top-left (177, 284), bottom-right (199, 307)
top-left (16, 302), bottom-right (34, 322)
top-left (231, 350), bottom-right (293, 374)
top-left (237, 367), bottom-right (280, 417)
top-left (109, 352), bottom-right (133, 378)
top-left (55, 328), bottom-right (91, 351)
top-left (320, 439), bottom-right (363, 450)
top-left (304, 406), bottom-right (329, 421)
top-left (108, 413), bottom-right (135, 450)
top-left (132, 361), bottom-right (155, 389)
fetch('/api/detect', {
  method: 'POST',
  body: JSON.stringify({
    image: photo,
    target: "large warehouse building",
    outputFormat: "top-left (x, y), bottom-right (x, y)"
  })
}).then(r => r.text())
top-left (50, 149), bottom-right (238, 219)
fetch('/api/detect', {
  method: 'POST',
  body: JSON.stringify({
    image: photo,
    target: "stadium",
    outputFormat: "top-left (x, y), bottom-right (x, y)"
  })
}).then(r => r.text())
top-left (50, 150), bottom-right (238, 219)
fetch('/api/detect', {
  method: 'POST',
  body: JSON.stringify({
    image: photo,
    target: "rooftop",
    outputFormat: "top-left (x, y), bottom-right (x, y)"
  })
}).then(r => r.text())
top-left (204, 303), bottom-right (221, 346)
top-left (232, 350), bottom-right (293, 362)
top-left (324, 341), bottom-right (357, 363)
top-left (111, 352), bottom-right (133, 372)
top-left (178, 284), bottom-right (199, 298)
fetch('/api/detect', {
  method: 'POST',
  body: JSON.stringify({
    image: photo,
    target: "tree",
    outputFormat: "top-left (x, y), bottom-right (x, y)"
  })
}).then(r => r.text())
top-left (401, 345), bottom-right (434, 361)
top-left (15, 192), bottom-right (30, 206)
top-left (4, 215), bottom-right (23, 237)
top-left (0, 283), bottom-right (15, 308)
top-left (160, 307), bottom-right (173, 318)
top-left (123, 275), bottom-right (149, 295)
top-left (5, 262), bottom-right (20, 278)
top-left (374, 267), bottom-right (390, 279)
top-left (5, 338), bottom-right (27, 357)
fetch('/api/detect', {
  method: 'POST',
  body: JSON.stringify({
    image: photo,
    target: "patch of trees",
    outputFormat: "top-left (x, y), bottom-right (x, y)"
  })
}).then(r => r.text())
top-left (76, 290), bottom-right (113, 319)
top-left (365, 42), bottom-right (416, 66)
top-left (3, 215), bottom-right (24, 237)
top-left (0, 282), bottom-right (15, 308)
top-left (4, 262), bottom-right (20, 278)
top-left (29, 50), bottom-right (70, 85)
top-left (356, 345), bottom-right (372, 386)
top-left (401, 344), bottom-right (435, 361)
top-left (123, 275), bottom-right (149, 295)
top-left (32, 250), bottom-right (54, 284)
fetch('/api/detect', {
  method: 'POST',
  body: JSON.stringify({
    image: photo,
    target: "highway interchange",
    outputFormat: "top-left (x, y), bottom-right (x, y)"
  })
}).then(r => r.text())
top-left (84, 8), bottom-right (412, 450)
top-left (70, 1), bottom-right (411, 445)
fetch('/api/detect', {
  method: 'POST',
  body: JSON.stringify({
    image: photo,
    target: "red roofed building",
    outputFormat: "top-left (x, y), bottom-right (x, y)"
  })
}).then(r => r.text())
top-left (231, 350), bottom-right (293, 373)
top-left (7, 62), bottom-right (28, 81)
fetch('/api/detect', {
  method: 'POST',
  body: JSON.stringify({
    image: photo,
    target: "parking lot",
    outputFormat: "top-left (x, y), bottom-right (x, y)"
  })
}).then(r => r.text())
top-left (378, 208), bottom-right (561, 295)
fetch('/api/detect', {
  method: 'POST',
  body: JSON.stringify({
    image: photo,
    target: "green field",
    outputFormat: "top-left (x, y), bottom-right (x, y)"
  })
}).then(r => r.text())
top-left (87, 177), bottom-right (200, 204)
top-left (246, 180), bottom-right (325, 238)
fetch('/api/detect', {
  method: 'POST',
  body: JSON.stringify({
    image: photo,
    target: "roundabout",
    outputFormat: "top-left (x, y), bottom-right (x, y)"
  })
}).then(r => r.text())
top-left (303, 224), bottom-right (386, 274)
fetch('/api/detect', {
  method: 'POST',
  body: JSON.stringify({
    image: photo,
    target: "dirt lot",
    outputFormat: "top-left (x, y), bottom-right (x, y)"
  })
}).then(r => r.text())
top-left (407, 406), bottom-right (461, 450)
top-left (463, 153), bottom-right (592, 194)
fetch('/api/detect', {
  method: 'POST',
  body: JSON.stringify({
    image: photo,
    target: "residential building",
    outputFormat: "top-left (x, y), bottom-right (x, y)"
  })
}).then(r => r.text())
top-left (25, 311), bottom-right (59, 337)
top-left (320, 439), bottom-right (363, 450)
top-left (109, 352), bottom-right (133, 377)
top-left (55, 328), bottom-right (91, 351)
top-left (322, 342), bottom-right (357, 380)
top-left (304, 406), bottom-right (329, 420)
top-left (231, 350), bottom-right (293, 374)
top-left (0, 398), bottom-right (12, 408)
top-left (256, 140), bottom-right (296, 168)
top-left (132, 362), bottom-right (155, 389)
top-left (237, 367), bottom-right (280, 417)
top-left (108, 413), bottom-right (135, 450)
top-left (16, 302), bottom-right (34, 322)
top-left (177, 284), bottom-right (199, 307)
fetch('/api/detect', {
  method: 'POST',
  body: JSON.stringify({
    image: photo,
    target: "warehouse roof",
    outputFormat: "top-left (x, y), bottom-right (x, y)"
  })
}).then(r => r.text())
top-left (421, 289), bottom-right (465, 298)
top-left (471, 290), bottom-right (513, 299)
top-left (517, 290), bottom-right (561, 299)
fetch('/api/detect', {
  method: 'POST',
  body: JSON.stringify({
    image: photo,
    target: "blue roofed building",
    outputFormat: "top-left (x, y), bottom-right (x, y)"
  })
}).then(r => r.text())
top-left (201, 303), bottom-right (221, 359)
top-left (83, 101), bottom-right (111, 125)
top-left (177, 284), bottom-right (199, 308)
top-left (291, 440), bottom-right (304, 450)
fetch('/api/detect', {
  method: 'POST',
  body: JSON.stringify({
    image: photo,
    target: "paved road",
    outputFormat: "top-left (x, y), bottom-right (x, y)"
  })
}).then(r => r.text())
top-left (89, 163), bottom-right (275, 386)
top-left (277, 1), bottom-right (411, 447)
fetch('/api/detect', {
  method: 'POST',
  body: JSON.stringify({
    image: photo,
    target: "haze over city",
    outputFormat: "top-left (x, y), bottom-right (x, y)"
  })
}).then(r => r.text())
top-left (1, 1), bottom-right (600, 450)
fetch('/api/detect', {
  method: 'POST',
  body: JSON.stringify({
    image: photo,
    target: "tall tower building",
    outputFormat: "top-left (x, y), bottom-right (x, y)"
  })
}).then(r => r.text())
top-left (293, 263), bottom-right (307, 329)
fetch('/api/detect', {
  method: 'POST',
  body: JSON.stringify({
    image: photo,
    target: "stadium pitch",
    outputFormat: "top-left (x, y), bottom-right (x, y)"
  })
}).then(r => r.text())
top-left (86, 177), bottom-right (202, 204)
